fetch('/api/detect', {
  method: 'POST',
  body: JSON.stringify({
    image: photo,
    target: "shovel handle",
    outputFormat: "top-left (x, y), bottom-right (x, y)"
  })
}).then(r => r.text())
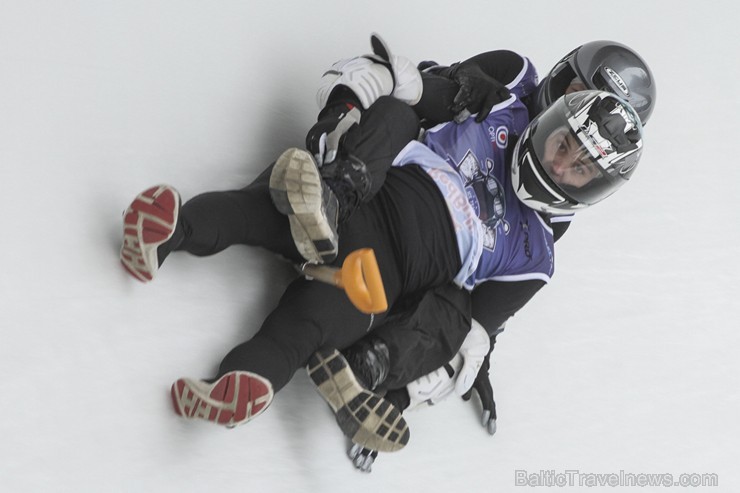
top-left (300, 263), bottom-right (341, 286)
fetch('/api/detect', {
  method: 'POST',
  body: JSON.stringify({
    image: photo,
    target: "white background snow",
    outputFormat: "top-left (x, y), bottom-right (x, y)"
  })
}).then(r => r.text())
top-left (1, 1), bottom-right (738, 492)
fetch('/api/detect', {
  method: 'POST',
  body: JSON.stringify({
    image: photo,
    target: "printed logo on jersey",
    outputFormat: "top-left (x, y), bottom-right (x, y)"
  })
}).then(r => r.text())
top-left (521, 220), bottom-right (532, 259)
top-left (496, 126), bottom-right (509, 147)
top-left (604, 67), bottom-right (630, 96)
top-left (455, 149), bottom-right (510, 251)
top-left (488, 125), bottom-right (509, 148)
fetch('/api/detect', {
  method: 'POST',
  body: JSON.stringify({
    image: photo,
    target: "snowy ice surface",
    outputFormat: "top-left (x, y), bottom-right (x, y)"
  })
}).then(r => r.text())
top-left (1, 1), bottom-right (738, 492)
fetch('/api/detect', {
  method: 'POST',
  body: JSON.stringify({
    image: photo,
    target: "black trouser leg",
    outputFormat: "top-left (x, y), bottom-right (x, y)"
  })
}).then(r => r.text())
top-left (175, 164), bottom-right (303, 263)
top-left (371, 282), bottom-right (472, 390)
top-left (340, 96), bottom-right (420, 198)
top-left (217, 278), bottom-right (386, 391)
top-left (306, 96), bottom-right (420, 200)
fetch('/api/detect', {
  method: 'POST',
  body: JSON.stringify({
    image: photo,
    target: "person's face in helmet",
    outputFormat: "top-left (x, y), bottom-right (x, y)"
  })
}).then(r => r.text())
top-left (541, 127), bottom-right (601, 189)
top-left (565, 77), bottom-right (587, 94)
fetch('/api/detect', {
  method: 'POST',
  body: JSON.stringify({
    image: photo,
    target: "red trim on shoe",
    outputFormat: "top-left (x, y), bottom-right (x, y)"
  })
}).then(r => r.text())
top-left (120, 185), bottom-right (180, 282)
top-left (171, 371), bottom-right (274, 428)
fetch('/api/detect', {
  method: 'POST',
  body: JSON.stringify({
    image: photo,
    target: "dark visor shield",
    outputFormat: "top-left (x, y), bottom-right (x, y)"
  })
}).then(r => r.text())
top-left (547, 58), bottom-right (578, 102)
top-left (545, 47), bottom-right (579, 102)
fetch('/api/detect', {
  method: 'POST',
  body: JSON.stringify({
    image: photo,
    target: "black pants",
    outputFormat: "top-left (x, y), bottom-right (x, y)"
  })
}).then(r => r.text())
top-left (375, 282), bottom-right (471, 390)
top-left (172, 98), bottom-right (464, 392)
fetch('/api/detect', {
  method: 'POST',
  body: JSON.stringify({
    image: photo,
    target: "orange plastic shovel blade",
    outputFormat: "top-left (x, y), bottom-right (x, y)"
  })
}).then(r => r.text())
top-left (340, 248), bottom-right (388, 314)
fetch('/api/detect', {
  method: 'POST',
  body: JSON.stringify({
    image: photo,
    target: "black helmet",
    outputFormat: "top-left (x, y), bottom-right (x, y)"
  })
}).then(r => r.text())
top-left (512, 90), bottom-right (643, 214)
top-left (535, 40), bottom-right (656, 125)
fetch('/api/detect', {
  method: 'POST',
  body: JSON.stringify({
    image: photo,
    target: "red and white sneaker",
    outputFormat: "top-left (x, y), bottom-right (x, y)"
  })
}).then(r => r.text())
top-left (120, 185), bottom-right (180, 282)
top-left (171, 371), bottom-right (274, 428)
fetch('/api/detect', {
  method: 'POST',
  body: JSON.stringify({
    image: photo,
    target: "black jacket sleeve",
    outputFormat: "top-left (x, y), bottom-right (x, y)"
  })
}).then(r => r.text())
top-left (448, 50), bottom-right (527, 86)
top-left (471, 279), bottom-right (546, 337)
top-left (552, 220), bottom-right (571, 242)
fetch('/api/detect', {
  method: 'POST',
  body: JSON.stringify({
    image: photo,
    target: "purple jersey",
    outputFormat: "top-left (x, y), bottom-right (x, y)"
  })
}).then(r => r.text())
top-left (422, 96), bottom-right (555, 288)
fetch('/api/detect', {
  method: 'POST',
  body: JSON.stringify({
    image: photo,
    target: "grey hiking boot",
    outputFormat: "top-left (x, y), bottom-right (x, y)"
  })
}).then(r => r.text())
top-left (269, 148), bottom-right (340, 264)
top-left (307, 348), bottom-right (409, 453)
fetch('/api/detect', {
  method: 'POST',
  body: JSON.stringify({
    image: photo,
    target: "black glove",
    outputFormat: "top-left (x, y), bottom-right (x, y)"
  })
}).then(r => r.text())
top-left (417, 60), bottom-right (442, 72)
top-left (462, 351), bottom-right (497, 435)
top-left (448, 63), bottom-right (511, 123)
top-left (348, 443), bottom-right (378, 473)
top-left (305, 104), bottom-right (362, 165)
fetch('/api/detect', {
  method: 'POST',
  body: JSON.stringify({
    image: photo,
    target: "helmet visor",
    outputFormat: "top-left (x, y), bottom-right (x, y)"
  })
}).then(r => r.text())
top-left (545, 47), bottom-right (580, 102)
top-left (527, 93), bottom-right (641, 205)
